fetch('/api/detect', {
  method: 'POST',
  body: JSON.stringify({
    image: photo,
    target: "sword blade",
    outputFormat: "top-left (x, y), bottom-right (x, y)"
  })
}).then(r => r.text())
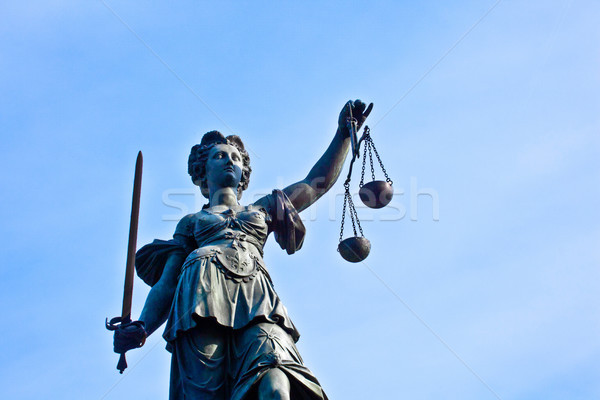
top-left (121, 151), bottom-right (143, 321)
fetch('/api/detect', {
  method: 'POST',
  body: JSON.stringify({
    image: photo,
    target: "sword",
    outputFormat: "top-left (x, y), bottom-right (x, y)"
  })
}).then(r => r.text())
top-left (106, 151), bottom-right (143, 373)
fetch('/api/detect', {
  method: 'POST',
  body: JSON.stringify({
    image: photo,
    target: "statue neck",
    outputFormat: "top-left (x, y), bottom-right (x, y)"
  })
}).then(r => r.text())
top-left (208, 187), bottom-right (239, 208)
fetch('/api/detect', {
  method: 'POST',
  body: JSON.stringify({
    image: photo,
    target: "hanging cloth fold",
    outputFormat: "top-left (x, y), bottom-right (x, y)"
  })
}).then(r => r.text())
top-left (270, 189), bottom-right (306, 255)
top-left (135, 239), bottom-right (186, 287)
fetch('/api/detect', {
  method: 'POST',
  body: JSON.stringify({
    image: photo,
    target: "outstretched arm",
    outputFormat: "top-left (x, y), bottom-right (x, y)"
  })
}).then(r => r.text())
top-left (277, 100), bottom-right (372, 213)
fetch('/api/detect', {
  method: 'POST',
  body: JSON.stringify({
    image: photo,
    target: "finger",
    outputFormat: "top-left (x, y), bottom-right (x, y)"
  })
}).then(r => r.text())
top-left (354, 99), bottom-right (366, 114)
top-left (363, 103), bottom-right (374, 118)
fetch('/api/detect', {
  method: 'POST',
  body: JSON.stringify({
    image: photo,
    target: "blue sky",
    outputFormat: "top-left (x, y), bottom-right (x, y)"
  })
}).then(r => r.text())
top-left (1, 1), bottom-right (598, 399)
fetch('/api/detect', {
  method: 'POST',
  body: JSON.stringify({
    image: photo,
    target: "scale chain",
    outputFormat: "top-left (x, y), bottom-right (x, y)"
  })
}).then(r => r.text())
top-left (369, 137), bottom-right (392, 185)
top-left (339, 185), bottom-right (365, 240)
top-left (360, 132), bottom-right (368, 187)
top-left (368, 140), bottom-right (376, 181)
top-left (348, 191), bottom-right (358, 237)
top-left (349, 195), bottom-right (364, 236)
top-left (339, 184), bottom-right (349, 243)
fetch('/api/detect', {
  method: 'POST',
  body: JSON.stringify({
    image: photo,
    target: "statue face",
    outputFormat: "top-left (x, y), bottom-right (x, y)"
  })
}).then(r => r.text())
top-left (205, 143), bottom-right (244, 193)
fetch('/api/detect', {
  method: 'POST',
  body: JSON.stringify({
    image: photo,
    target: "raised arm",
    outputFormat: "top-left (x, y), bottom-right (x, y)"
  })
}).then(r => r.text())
top-left (279, 100), bottom-right (372, 213)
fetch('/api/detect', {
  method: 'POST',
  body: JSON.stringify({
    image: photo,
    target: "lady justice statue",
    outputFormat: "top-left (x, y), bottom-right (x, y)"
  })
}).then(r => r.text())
top-left (112, 100), bottom-right (373, 399)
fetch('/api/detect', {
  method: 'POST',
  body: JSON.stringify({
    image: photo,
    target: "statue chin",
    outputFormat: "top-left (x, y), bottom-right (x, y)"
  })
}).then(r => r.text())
top-left (222, 174), bottom-right (239, 188)
top-left (210, 173), bottom-right (240, 191)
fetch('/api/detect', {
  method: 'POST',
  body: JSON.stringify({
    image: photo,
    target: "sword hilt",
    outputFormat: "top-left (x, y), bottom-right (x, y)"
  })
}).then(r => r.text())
top-left (106, 314), bottom-right (132, 373)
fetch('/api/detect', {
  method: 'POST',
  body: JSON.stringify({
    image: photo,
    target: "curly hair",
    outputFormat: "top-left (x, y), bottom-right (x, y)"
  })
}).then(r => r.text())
top-left (188, 131), bottom-right (252, 199)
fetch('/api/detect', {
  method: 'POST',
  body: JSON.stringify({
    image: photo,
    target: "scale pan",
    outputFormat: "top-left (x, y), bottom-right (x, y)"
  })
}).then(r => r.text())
top-left (359, 180), bottom-right (393, 209)
top-left (338, 236), bottom-right (371, 263)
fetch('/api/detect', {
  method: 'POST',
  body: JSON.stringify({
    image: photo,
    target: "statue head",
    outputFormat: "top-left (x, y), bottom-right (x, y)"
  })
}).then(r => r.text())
top-left (188, 131), bottom-right (251, 200)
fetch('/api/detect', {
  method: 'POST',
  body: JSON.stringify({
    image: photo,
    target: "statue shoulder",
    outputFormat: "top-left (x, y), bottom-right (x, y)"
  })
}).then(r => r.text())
top-left (174, 213), bottom-right (197, 238)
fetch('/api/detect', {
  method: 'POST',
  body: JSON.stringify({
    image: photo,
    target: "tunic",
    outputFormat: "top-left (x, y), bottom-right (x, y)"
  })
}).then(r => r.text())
top-left (135, 190), bottom-right (327, 400)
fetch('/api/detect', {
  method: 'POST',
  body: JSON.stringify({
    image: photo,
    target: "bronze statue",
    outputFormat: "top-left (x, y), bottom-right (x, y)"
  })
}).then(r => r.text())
top-left (112, 100), bottom-right (373, 399)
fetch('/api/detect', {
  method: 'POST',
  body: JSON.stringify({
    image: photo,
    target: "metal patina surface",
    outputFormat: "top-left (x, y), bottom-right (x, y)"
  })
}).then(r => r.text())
top-left (111, 100), bottom-right (375, 399)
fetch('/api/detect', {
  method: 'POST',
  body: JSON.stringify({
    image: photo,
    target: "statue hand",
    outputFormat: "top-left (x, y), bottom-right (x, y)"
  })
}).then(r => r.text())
top-left (113, 320), bottom-right (147, 354)
top-left (338, 99), bottom-right (373, 137)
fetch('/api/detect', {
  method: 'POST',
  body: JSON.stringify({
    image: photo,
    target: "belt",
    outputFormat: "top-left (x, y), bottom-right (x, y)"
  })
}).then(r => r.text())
top-left (182, 239), bottom-right (266, 283)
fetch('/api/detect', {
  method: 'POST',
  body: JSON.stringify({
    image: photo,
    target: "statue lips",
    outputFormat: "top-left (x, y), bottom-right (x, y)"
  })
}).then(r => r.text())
top-left (223, 166), bottom-right (239, 180)
top-left (219, 165), bottom-right (241, 189)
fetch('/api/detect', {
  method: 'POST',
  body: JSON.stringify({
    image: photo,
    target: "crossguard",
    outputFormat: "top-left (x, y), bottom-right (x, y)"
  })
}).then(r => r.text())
top-left (105, 315), bottom-right (130, 331)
